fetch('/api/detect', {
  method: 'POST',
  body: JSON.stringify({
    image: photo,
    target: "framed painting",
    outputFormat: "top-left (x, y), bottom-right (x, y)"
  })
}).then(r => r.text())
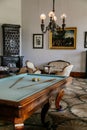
top-left (84, 32), bottom-right (87, 48)
top-left (33, 34), bottom-right (43, 49)
top-left (49, 27), bottom-right (77, 49)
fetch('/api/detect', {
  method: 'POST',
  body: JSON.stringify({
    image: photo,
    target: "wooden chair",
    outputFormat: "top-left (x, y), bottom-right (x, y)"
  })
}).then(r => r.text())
top-left (55, 64), bottom-right (74, 76)
top-left (18, 66), bottom-right (27, 74)
top-left (25, 60), bottom-right (41, 74)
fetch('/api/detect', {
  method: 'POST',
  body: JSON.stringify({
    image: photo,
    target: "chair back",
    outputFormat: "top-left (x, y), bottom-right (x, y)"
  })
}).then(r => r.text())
top-left (26, 61), bottom-right (36, 71)
top-left (63, 64), bottom-right (74, 76)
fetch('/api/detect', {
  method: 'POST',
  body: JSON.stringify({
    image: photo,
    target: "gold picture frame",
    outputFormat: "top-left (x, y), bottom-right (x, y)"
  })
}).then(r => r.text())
top-left (49, 27), bottom-right (77, 49)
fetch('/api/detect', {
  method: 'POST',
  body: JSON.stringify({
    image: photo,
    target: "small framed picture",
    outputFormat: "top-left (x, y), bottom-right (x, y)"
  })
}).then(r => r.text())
top-left (84, 32), bottom-right (87, 48)
top-left (33, 34), bottom-right (43, 49)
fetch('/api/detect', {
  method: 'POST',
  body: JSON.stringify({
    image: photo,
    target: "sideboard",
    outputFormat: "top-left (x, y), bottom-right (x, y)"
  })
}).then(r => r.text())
top-left (0, 56), bottom-right (24, 69)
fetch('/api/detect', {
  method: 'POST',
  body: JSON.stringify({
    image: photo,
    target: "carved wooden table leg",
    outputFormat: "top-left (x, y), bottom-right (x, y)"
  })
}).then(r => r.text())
top-left (14, 123), bottom-right (24, 130)
top-left (41, 102), bottom-right (50, 126)
top-left (13, 118), bottom-right (25, 130)
top-left (55, 89), bottom-right (64, 110)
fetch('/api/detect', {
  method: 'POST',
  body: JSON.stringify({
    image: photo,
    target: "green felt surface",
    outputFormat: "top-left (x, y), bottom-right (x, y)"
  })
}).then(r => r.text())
top-left (0, 73), bottom-right (66, 102)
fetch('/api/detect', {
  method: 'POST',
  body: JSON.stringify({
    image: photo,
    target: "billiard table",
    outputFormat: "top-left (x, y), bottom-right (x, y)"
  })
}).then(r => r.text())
top-left (0, 73), bottom-right (72, 130)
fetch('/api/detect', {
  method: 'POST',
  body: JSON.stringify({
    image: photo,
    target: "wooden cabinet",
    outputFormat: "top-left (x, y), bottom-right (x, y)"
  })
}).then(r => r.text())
top-left (0, 56), bottom-right (23, 68)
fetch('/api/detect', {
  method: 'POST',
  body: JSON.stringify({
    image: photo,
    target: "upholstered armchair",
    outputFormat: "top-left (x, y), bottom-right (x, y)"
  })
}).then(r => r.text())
top-left (44, 60), bottom-right (73, 76)
top-left (55, 64), bottom-right (74, 76)
top-left (25, 60), bottom-right (41, 74)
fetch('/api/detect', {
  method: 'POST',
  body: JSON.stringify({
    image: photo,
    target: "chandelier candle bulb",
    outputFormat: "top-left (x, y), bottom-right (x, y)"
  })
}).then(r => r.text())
top-left (61, 14), bottom-right (67, 24)
top-left (40, 14), bottom-right (46, 21)
top-left (48, 11), bottom-right (55, 18)
top-left (53, 16), bottom-right (57, 21)
top-left (40, 0), bottom-right (67, 33)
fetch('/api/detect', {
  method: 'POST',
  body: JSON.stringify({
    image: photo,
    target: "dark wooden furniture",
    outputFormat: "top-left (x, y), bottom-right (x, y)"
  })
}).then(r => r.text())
top-left (0, 56), bottom-right (23, 69)
top-left (0, 24), bottom-right (23, 73)
top-left (0, 73), bottom-right (72, 130)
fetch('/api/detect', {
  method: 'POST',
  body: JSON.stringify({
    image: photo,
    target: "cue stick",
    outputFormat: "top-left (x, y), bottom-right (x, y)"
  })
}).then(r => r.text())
top-left (9, 77), bottom-right (24, 88)
top-left (17, 78), bottom-right (56, 89)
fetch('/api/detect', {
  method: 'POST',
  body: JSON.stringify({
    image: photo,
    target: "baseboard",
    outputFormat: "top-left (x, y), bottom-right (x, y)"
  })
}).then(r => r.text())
top-left (70, 72), bottom-right (86, 78)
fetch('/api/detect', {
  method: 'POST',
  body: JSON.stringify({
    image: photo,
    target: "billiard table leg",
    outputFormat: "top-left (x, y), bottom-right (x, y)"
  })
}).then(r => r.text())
top-left (14, 123), bottom-right (24, 130)
top-left (41, 101), bottom-right (50, 126)
top-left (55, 89), bottom-right (64, 111)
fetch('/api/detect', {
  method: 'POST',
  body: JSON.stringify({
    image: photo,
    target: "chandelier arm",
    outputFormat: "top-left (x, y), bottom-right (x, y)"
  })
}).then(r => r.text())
top-left (41, 26), bottom-right (48, 33)
top-left (62, 23), bottom-right (66, 31)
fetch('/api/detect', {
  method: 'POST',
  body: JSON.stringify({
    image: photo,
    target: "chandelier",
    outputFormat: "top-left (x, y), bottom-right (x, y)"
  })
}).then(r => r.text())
top-left (40, 0), bottom-right (66, 33)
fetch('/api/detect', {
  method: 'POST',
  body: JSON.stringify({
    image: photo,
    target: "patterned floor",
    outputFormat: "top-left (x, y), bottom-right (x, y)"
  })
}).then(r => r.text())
top-left (0, 78), bottom-right (87, 130)
top-left (48, 78), bottom-right (87, 130)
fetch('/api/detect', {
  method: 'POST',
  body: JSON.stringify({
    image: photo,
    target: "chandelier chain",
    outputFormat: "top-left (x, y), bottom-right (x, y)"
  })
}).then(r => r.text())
top-left (53, 0), bottom-right (55, 12)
